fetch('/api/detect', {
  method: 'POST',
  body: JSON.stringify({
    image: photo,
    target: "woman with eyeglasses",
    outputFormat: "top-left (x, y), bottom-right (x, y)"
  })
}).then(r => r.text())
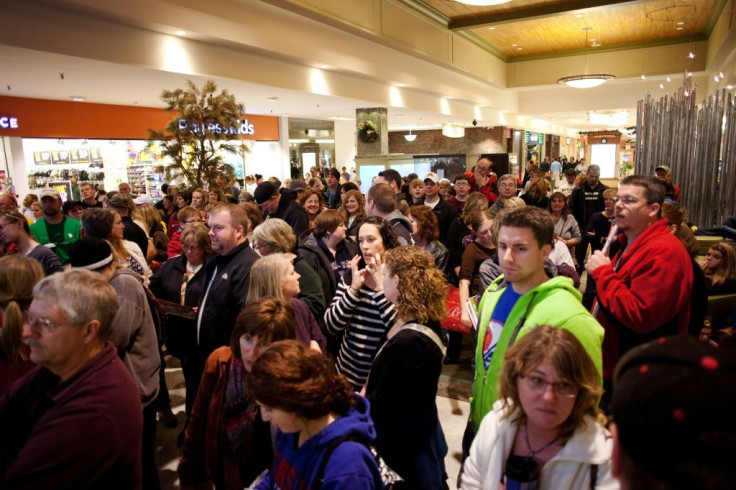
top-left (149, 222), bottom-right (212, 416)
top-left (462, 325), bottom-right (616, 490)
top-left (245, 253), bottom-right (326, 353)
top-left (0, 255), bottom-right (44, 395)
top-left (178, 298), bottom-right (297, 490)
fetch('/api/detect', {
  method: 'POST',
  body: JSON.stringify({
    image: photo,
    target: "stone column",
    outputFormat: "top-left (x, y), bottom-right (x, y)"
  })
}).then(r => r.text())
top-left (356, 107), bottom-right (388, 157)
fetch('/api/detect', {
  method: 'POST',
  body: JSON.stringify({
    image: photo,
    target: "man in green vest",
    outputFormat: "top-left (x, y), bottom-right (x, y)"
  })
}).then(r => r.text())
top-left (30, 188), bottom-right (81, 265)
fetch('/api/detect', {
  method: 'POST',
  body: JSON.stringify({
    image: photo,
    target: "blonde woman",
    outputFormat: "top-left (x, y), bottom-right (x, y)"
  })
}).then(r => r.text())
top-left (245, 253), bottom-right (326, 353)
top-left (81, 208), bottom-right (152, 281)
top-left (0, 255), bottom-right (44, 394)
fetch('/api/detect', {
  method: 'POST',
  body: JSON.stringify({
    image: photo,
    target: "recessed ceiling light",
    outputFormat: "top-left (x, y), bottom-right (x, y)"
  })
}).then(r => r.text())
top-left (659, 84), bottom-right (665, 89)
top-left (175, 30), bottom-right (186, 36)
top-left (728, 85), bottom-right (734, 90)
top-left (720, 72), bottom-right (725, 78)
top-left (318, 64), bottom-right (329, 69)
top-left (688, 52), bottom-right (696, 58)
top-left (576, 14), bottom-right (583, 18)
top-left (590, 38), bottom-right (596, 42)
top-left (266, 97), bottom-right (278, 102)
top-left (488, 27), bottom-right (496, 30)
top-left (641, 75), bottom-right (646, 80)
top-left (69, 96), bottom-right (86, 102)
top-left (676, 27), bottom-right (683, 30)
top-left (511, 43), bottom-right (518, 47)
top-left (677, 21), bottom-right (684, 25)
top-left (517, 47), bottom-right (523, 51)
top-left (666, 76), bottom-right (671, 82)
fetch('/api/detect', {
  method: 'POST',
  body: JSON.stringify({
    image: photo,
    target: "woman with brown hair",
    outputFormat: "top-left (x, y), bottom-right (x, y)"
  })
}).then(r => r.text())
top-left (0, 255), bottom-right (44, 394)
top-left (178, 298), bottom-right (298, 490)
top-left (0, 210), bottom-right (63, 276)
top-left (297, 188), bottom-right (326, 230)
top-left (245, 340), bottom-right (382, 490)
top-left (297, 209), bottom-right (359, 311)
top-left (547, 191), bottom-right (581, 252)
top-left (339, 189), bottom-right (366, 238)
top-left (191, 188), bottom-right (209, 211)
top-left (406, 205), bottom-right (448, 274)
top-left (462, 325), bottom-right (615, 490)
top-left (366, 246), bottom-right (449, 489)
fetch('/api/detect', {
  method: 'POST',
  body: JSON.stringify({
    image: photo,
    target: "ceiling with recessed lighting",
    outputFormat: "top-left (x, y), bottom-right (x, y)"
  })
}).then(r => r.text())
top-left (418, 0), bottom-right (719, 58)
top-left (0, 0), bottom-right (732, 136)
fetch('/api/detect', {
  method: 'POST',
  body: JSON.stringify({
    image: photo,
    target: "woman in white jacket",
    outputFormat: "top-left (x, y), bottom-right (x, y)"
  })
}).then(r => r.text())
top-left (462, 325), bottom-right (618, 490)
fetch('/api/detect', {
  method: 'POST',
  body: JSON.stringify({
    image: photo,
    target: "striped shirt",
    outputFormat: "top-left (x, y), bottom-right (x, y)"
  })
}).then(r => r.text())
top-left (324, 281), bottom-right (397, 388)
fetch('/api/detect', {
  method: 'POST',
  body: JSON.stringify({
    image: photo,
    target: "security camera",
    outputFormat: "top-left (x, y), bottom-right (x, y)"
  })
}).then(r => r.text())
top-left (472, 119), bottom-right (478, 126)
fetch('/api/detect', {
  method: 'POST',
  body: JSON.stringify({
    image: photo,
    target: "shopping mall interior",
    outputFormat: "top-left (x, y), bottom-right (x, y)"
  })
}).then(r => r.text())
top-left (1, 2), bottom-right (735, 487)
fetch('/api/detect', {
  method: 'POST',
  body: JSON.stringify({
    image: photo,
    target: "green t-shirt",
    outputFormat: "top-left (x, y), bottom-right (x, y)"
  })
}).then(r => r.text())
top-left (30, 216), bottom-right (81, 265)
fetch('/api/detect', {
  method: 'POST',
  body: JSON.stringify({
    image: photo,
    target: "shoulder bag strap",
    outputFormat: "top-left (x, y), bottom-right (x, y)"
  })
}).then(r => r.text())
top-left (403, 323), bottom-right (447, 356)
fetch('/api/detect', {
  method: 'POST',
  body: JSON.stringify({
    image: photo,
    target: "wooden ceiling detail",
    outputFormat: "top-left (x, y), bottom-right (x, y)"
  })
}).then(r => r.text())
top-left (418, 0), bottom-right (716, 58)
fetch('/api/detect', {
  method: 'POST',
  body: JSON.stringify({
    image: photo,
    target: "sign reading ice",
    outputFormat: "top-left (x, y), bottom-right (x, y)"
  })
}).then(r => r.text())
top-left (178, 119), bottom-right (254, 136)
top-left (0, 116), bottom-right (18, 129)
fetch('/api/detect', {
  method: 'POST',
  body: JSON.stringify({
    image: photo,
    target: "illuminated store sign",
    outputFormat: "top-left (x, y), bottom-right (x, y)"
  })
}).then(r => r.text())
top-left (178, 119), bottom-right (255, 135)
top-left (0, 116), bottom-right (19, 129)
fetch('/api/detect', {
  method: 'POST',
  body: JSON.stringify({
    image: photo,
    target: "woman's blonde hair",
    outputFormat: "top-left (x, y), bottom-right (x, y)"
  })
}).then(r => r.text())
top-left (180, 222), bottom-right (212, 255)
top-left (338, 189), bottom-right (366, 222)
top-left (250, 219), bottom-right (296, 253)
top-left (0, 255), bottom-right (44, 363)
top-left (462, 192), bottom-right (488, 220)
top-left (701, 243), bottom-right (736, 287)
top-left (408, 178), bottom-right (424, 191)
top-left (137, 204), bottom-right (163, 235)
top-left (245, 253), bottom-right (294, 305)
top-left (499, 325), bottom-right (603, 443)
top-left (384, 246), bottom-right (446, 323)
top-left (192, 188), bottom-right (209, 209)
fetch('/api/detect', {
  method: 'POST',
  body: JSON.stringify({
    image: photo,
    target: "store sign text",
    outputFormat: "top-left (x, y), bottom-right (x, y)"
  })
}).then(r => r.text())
top-left (0, 116), bottom-right (19, 129)
top-left (178, 119), bottom-right (255, 136)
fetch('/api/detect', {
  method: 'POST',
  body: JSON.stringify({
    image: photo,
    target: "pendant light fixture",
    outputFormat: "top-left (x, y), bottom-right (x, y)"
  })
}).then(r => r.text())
top-left (558, 27), bottom-right (615, 89)
top-left (404, 128), bottom-right (417, 142)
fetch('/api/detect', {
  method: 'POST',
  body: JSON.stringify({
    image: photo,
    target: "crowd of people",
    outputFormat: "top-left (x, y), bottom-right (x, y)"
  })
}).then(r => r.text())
top-left (0, 158), bottom-right (735, 490)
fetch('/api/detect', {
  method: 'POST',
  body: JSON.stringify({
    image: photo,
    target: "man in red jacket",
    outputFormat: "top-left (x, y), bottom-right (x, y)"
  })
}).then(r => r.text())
top-left (586, 175), bottom-right (693, 407)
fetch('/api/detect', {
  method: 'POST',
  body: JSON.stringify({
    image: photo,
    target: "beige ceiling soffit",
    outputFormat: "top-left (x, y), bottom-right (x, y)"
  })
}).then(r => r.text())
top-left (509, 36), bottom-right (709, 63)
top-left (704, 0), bottom-right (730, 38)
top-left (397, 0), bottom-right (507, 60)
top-left (448, 0), bottom-right (645, 30)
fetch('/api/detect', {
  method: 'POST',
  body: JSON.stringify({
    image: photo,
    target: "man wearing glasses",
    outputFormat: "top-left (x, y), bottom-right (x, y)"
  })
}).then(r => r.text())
top-left (586, 175), bottom-right (693, 408)
top-left (0, 270), bottom-right (143, 488)
top-left (489, 174), bottom-right (518, 216)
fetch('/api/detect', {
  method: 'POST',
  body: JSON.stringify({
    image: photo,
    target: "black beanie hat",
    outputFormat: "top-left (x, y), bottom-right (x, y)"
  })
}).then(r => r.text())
top-left (253, 182), bottom-right (278, 204)
top-left (69, 237), bottom-right (114, 271)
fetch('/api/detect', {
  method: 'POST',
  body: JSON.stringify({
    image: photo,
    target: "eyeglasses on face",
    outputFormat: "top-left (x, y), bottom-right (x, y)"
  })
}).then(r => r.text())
top-left (610, 196), bottom-right (651, 206)
top-left (25, 312), bottom-right (72, 333)
top-left (520, 374), bottom-right (578, 398)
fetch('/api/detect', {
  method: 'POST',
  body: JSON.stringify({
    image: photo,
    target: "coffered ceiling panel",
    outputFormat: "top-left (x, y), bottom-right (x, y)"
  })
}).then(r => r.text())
top-left (418, 0), bottom-right (719, 58)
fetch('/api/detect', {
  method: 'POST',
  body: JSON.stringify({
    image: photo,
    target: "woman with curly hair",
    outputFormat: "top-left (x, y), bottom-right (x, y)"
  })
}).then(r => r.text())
top-left (406, 205), bottom-right (448, 274)
top-left (462, 325), bottom-right (615, 489)
top-left (324, 216), bottom-right (398, 388)
top-left (339, 189), bottom-right (366, 238)
top-left (246, 340), bottom-right (382, 490)
top-left (297, 188), bottom-right (325, 230)
top-left (365, 246), bottom-right (449, 489)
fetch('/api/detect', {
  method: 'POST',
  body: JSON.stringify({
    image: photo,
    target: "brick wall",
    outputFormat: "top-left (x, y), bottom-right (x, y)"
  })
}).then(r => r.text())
top-left (388, 126), bottom-right (507, 167)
